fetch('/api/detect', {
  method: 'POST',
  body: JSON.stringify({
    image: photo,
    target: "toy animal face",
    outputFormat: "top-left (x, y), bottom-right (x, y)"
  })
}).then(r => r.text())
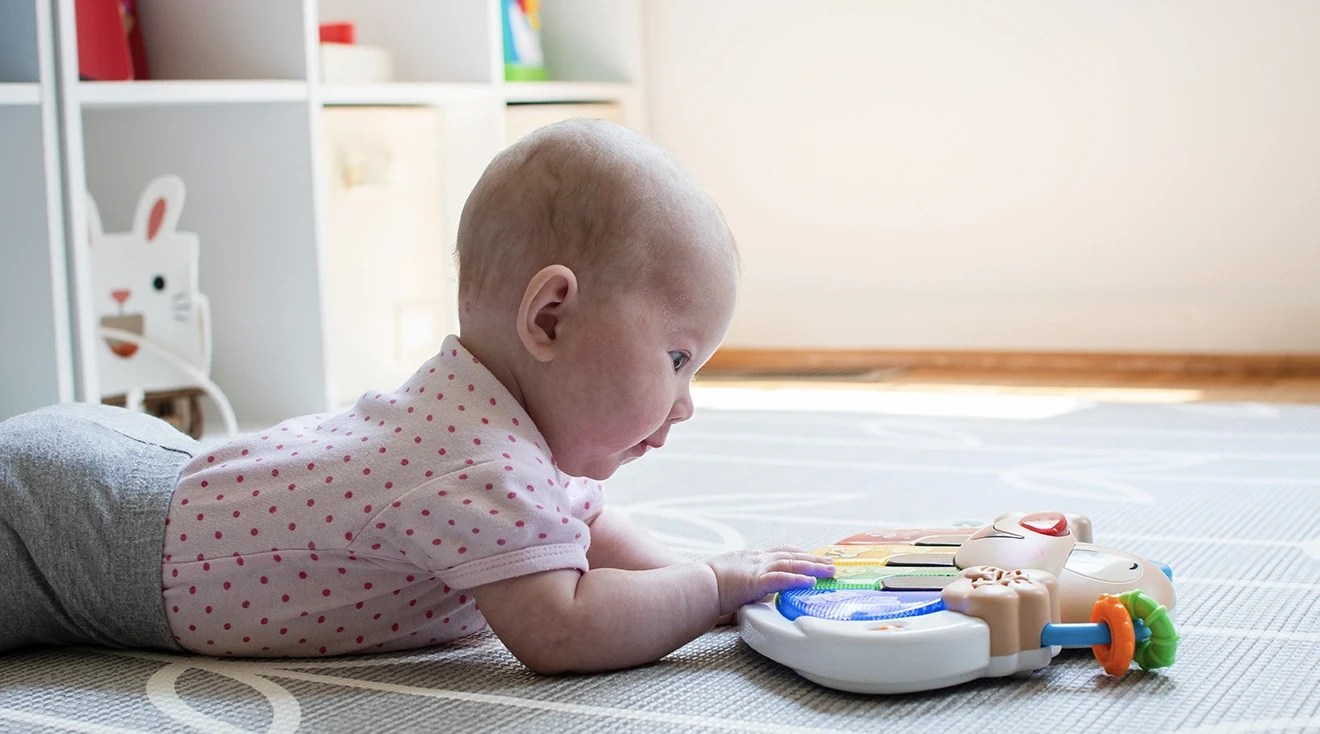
top-left (955, 511), bottom-right (1175, 621)
top-left (87, 176), bottom-right (210, 396)
top-left (1058, 543), bottom-right (1175, 620)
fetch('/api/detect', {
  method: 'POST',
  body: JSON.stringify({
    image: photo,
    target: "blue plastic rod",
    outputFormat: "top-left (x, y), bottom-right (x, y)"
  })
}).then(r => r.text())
top-left (1040, 619), bottom-right (1150, 648)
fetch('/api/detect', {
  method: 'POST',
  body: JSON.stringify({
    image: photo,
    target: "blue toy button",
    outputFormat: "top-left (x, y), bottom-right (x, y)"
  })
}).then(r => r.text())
top-left (777, 588), bottom-right (946, 622)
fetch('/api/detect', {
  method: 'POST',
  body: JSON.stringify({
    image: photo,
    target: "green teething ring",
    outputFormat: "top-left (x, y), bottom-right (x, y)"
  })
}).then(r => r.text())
top-left (1116, 589), bottom-right (1179, 670)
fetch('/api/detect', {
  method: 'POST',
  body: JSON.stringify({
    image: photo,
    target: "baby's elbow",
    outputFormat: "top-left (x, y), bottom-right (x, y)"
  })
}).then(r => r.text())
top-left (515, 649), bottom-right (571, 676)
top-left (503, 618), bottom-right (583, 675)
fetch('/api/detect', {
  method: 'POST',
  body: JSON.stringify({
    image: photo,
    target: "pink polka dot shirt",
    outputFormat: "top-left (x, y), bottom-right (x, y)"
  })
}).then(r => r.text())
top-left (161, 336), bottom-right (604, 657)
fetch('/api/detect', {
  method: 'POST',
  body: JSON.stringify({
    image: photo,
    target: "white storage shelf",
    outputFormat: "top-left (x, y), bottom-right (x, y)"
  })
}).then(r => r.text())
top-left (77, 80), bottom-right (309, 108)
top-left (0, 0), bottom-right (645, 427)
top-left (0, 83), bottom-right (40, 105)
top-left (0, 0), bottom-right (71, 421)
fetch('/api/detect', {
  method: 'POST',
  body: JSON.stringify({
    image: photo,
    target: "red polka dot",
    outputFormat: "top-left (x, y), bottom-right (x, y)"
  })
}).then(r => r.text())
top-left (326, 515), bottom-right (334, 523)
top-left (325, 476), bottom-right (334, 483)
top-left (307, 498), bottom-right (315, 507)
top-left (288, 522), bottom-right (297, 531)
top-left (432, 539), bottom-right (442, 546)
top-left (207, 456), bottom-right (215, 463)
top-left (497, 539), bottom-right (506, 545)
top-left (282, 594), bottom-right (290, 602)
top-left (457, 547), bottom-right (467, 554)
top-left (364, 505), bottom-right (372, 513)
top-left (179, 533), bottom-right (187, 542)
top-left (236, 475), bottom-right (244, 483)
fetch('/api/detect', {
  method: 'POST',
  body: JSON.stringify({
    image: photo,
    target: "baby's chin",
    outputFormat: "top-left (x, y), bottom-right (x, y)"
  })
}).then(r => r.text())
top-left (559, 452), bottom-right (639, 481)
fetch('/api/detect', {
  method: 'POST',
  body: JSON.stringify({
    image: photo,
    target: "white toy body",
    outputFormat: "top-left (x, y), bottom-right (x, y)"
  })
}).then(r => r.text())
top-left (86, 176), bottom-right (212, 397)
top-left (740, 512), bottom-right (1176, 694)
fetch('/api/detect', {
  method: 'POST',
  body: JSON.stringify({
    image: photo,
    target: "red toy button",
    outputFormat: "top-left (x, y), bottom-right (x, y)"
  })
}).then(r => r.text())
top-left (1019, 511), bottom-right (1068, 536)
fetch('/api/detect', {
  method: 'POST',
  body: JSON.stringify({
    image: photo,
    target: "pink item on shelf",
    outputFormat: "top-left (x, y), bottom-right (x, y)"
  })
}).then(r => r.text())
top-left (75, 0), bottom-right (133, 81)
top-left (320, 22), bottom-right (356, 45)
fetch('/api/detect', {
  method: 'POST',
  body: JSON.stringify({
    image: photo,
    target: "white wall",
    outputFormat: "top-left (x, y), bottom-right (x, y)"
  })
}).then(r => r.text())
top-left (645, 1), bottom-right (1320, 353)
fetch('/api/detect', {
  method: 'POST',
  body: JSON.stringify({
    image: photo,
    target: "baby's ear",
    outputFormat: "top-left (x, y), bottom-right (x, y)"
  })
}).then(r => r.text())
top-left (131, 175), bottom-right (187, 242)
top-left (518, 265), bottom-right (579, 362)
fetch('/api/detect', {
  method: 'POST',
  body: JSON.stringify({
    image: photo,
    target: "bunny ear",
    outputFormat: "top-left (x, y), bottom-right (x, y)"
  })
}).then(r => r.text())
top-left (132, 175), bottom-right (186, 242)
top-left (84, 191), bottom-right (104, 246)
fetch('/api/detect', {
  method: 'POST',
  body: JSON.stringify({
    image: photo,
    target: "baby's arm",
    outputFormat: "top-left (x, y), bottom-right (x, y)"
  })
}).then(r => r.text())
top-left (471, 547), bottom-right (832, 674)
top-left (585, 508), bottom-right (688, 571)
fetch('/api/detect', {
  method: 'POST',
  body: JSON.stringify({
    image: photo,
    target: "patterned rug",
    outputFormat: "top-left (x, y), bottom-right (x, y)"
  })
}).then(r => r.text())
top-left (2, 388), bottom-right (1318, 733)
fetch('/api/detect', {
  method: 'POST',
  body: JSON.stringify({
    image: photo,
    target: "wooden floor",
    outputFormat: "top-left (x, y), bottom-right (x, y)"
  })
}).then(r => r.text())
top-left (696, 367), bottom-right (1320, 404)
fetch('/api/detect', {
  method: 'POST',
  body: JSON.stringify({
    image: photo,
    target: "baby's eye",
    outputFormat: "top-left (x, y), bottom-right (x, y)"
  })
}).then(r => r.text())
top-left (152, 275), bottom-right (167, 291)
top-left (670, 351), bottom-right (690, 372)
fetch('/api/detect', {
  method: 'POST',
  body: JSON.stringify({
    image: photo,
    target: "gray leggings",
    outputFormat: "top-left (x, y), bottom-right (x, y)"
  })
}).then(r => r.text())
top-left (0, 402), bottom-right (195, 652)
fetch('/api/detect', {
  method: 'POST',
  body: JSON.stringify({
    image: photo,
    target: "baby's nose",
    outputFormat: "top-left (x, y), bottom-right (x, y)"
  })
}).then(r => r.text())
top-left (670, 391), bottom-right (694, 423)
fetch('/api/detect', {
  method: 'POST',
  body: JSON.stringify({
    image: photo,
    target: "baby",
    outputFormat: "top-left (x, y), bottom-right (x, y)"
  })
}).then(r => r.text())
top-left (0, 120), bottom-right (833, 673)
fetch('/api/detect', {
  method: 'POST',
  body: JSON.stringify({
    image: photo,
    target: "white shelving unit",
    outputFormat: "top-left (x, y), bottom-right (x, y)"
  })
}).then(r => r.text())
top-left (1, 0), bottom-right (645, 427)
top-left (0, 0), bottom-right (74, 420)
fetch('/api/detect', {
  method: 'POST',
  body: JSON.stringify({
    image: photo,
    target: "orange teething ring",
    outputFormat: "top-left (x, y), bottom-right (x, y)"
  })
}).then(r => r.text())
top-left (1091, 594), bottom-right (1136, 676)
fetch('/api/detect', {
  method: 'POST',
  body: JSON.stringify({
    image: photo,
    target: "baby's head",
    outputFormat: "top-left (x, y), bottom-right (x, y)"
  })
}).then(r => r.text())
top-left (456, 119), bottom-right (738, 480)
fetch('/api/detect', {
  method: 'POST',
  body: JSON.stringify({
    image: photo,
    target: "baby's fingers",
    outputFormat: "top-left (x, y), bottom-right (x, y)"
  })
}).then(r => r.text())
top-left (761, 571), bottom-right (821, 593)
top-left (771, 556), bottom-right (835, 578)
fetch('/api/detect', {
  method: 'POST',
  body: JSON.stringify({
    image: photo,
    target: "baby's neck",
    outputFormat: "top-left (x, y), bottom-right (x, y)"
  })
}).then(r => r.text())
top-left (455, 328), bottom-right (529, 414)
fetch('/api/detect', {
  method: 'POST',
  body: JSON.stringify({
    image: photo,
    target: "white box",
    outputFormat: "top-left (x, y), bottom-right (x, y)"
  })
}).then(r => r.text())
top-left (505, 102), bottom-right (626, 145)
top-left (320, 43), bottom-right (394, 84)
top-left (321, 107), bottom-right (446, 407)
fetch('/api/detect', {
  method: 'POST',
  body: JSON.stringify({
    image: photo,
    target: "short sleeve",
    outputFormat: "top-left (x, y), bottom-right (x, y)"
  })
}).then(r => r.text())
top-left (566, 476), bottom-right (605, 525)
top-left (354, 460), bottom-right (593, 590)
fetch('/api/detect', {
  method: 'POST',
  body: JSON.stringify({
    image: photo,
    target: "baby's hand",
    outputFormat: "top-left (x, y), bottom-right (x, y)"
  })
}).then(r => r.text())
top-left (704, 545), bottom-right (834, 617)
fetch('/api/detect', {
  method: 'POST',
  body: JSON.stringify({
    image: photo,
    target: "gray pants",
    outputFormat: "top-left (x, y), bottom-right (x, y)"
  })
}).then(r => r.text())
top-left (0, 402), bottom-right (195, 652)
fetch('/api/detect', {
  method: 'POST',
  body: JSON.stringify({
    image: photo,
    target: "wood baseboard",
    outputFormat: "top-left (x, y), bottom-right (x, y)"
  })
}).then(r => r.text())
top-left (702, 349), bottom-right (1320, 378)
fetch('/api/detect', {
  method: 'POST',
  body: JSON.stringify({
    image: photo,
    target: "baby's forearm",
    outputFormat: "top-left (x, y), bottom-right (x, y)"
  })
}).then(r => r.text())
top-left (475, 562), bottom-right (722, 674)
top-left (557, 562), bottom-right (721, 672)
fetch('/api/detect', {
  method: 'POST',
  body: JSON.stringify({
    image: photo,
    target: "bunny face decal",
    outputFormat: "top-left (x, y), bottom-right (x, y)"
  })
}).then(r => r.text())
top-left (87, 176), bottom-right (212, 397)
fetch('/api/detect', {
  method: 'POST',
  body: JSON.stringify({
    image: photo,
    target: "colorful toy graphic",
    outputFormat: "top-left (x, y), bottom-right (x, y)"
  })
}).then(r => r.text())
top-left (740, 511), bottom-right (1179, 693)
